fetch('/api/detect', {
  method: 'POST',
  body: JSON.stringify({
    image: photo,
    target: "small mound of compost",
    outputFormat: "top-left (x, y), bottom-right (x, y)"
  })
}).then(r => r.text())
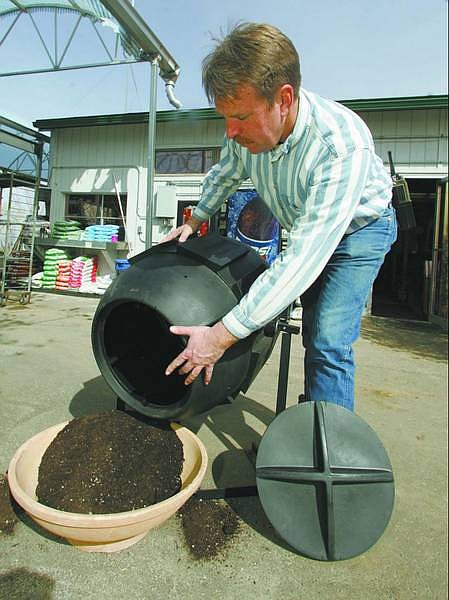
top-left (36, 410), bottom-right (184, 514)
top-left (0, 474), bottom-right (18, 534)
top-left (179, 497), bottom-right (239, 559)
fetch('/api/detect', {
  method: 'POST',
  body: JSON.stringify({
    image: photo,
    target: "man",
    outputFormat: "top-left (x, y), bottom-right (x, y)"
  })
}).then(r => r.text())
top-left (164, 23), bottom-right (397, 411)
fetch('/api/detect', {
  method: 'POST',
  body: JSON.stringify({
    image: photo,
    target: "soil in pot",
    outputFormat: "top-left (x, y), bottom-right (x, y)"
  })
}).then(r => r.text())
top-left (178, 497), bottom-right (240, 559)
top-left (36, 410), bottom-right (184, 514)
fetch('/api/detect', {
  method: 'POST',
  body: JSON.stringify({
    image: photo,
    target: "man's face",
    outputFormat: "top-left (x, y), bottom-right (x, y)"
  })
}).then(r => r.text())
top-left (215, 84), bottom-right (289, 154)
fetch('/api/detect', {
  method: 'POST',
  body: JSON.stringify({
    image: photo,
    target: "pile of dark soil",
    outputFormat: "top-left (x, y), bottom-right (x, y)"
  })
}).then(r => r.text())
top-left (179, 497), bottom-right (239, 559)
top-left (0, 473), bottom-right (18, 534)
top-left (36, 410), bottom-right (184, 514)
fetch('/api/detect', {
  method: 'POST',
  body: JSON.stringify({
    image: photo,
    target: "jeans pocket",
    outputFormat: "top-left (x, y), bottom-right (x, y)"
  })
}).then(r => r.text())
top-left (341, 212), bottom-right (397, 261)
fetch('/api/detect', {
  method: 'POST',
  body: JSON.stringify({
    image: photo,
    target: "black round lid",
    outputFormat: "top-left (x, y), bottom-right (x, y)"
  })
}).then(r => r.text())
top-left (256, 401), bottom-right (395, 561)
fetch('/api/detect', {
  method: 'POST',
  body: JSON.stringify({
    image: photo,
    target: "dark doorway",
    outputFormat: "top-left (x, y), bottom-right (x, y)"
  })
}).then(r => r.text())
top-left (372, 178), bottom-right (436, 320)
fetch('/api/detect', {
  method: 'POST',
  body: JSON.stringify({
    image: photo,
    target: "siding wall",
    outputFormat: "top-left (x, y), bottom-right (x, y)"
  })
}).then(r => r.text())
top-left (155, 118), bottom-right (224, 149)
top-left (46, 106), bottom-right (448, 255)
top-left (361, 108), bottom-right (448, 175)
top-left (48, 118), bottom-right (227, 253)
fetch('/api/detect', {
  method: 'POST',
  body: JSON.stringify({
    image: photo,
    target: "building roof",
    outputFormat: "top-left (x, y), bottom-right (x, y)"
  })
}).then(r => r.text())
top-left (33, 94), bottom-right (448, 131)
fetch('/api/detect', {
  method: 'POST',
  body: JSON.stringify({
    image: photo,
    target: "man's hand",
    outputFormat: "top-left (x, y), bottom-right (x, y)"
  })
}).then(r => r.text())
top-left (161, 217), bottom-right (202, 243)
top-left (165, 321), bottom-right (238, 385)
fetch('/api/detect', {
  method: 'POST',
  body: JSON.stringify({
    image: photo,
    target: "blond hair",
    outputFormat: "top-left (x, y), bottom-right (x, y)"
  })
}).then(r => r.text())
top-left (202, 23), bottom-right (301, 105)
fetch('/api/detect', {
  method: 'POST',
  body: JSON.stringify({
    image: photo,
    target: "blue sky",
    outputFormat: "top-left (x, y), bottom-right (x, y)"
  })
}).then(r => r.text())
top-left (0, 0), bottom-right (447, 127)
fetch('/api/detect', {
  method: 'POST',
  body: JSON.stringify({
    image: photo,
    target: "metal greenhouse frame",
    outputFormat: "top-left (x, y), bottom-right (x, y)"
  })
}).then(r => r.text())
top-left (0, 0), bottom-right (182, 247)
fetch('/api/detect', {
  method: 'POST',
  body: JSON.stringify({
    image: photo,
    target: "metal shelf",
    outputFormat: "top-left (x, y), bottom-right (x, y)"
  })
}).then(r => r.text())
top-left (34, 237), bottom-right (129, 277)
top-left (34, 237), bottom-right (128, 251)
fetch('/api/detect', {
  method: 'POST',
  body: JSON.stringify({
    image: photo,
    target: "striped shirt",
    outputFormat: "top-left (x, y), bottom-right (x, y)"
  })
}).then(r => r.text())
top-left (192, 88), bottom-right (393, 339)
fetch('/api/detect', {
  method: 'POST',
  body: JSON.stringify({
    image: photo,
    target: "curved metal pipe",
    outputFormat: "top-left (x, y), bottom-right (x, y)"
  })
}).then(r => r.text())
top-left (165, 82), bottom-right (183, 109)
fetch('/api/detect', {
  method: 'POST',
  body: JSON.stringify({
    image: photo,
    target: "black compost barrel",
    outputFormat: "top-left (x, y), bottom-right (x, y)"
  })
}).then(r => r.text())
top-left (91, 233), bottom-right (278, 420)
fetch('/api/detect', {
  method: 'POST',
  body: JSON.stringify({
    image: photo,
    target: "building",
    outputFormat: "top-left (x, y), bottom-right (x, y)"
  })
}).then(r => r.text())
top-left (33, 94), bottom-right (448, 323)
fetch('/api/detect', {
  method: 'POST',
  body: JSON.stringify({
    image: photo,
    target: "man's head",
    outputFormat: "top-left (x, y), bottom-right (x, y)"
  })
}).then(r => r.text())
top-left (202, 23), bottom-right (301, 154)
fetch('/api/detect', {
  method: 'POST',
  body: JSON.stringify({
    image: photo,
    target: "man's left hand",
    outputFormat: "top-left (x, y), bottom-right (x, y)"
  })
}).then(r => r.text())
top-left (165, 321), bottom-right (238, 385)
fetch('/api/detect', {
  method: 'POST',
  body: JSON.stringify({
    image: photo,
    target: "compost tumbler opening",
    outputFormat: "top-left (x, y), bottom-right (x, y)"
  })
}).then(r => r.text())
top-left (103, 302), bottom-right (187, 407)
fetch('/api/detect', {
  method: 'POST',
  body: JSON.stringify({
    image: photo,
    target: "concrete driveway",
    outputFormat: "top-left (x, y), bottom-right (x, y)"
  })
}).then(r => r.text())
top-left (0, 292), bottom-right (447, 600)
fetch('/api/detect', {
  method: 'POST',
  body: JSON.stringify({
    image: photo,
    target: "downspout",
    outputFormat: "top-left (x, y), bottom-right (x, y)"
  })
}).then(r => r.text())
top-left (146, 69), bottom-right (182, 248)
top-left (145, 56), bottom-right (159, 249)
top-left (165, 81), bottom-right (182, 109)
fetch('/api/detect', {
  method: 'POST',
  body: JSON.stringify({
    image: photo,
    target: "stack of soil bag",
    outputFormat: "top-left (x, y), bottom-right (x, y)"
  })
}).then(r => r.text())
top-left (84, 224), bottom-right (119, 243)
top-left (55, 260), bottom-right (72, 291)
top-left (41, 249), bottom-right (70, 289)
top-left (69, 256), bottom-right (98, 289)
top-left (51, 220), bottom-right (83, 240)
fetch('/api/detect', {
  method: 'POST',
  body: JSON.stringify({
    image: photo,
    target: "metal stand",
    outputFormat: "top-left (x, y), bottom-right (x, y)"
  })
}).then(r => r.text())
top-left (116, 397), bottom-right (126, 412)
top-left (275, 318), bottom-right (301, 416)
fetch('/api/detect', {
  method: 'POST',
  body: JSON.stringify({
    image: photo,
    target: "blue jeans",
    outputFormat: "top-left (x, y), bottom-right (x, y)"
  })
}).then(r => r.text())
top-left (300, 206), bottom-right (397, 411)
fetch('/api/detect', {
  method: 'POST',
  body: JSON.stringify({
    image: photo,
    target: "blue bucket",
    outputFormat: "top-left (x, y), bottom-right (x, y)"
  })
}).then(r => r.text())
top-left (115, 259), bottom-right (130, 275)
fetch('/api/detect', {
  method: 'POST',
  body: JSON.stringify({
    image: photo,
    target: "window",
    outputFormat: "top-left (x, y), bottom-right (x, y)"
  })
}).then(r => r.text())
top-left (155, 148), bottom-right (220, 174)
top-left (65, 194), bottom-right (127, 240)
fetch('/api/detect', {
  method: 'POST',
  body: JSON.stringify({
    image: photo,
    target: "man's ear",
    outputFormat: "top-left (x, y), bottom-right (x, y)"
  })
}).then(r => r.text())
top-left (278, 84), bottom-right (295, 117)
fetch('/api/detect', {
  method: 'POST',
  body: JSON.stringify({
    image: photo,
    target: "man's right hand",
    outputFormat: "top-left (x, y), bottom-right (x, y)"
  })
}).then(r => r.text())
top-left (161, 217), bottom-right (201, 243)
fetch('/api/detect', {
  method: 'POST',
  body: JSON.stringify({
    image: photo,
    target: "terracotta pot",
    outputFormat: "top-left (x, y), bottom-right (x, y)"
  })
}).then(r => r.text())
top-left (8, 421), bottom-right (207, 553)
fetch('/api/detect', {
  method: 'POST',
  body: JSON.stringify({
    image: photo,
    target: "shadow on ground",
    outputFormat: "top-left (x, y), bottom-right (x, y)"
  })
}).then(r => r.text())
top-left (69, 376), bottom-right (117, 417)
top-left (183, 395), bottom-right (296, 552)
top-left (0, 566), bottom-right (55, 600)
top-left (208, 449), bottom-right (294, 553)
top-left (361, 316), bottom-right (448, 362)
